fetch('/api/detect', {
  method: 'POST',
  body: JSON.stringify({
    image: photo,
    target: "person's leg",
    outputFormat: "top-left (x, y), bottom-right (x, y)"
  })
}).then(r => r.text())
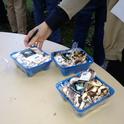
top-left (104, 0), bottom-right (124, 62)
top-left (6, 0), bottom-right (17, 32)
top-left (0, 0), bottom-right (8, 24)
top-left (32, 0), bottom-right (46, 25)
top-left (73, 0), bottom-right (95, 49)
top-left (93, 0), bottom-right (106, 66)
top-left (45, 0), bottom-right (61, 43)
top-left (104, 0), bottom-right (124, 84)
top-left (14, 0), bottom-right (27, 34)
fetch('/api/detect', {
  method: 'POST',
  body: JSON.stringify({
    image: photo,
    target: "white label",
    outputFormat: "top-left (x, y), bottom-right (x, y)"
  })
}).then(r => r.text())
top-left (80, 71), bottom-right (91, 81)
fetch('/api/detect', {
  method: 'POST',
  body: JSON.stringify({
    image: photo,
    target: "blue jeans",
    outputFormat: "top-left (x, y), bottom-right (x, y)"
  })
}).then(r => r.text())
top-left (33, 0), bottom-right (61, 43)
top-left (73, 0), bottom-right (107, 66)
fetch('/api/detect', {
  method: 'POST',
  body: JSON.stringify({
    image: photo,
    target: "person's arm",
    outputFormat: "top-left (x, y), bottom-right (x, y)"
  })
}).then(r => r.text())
top-left (59, 0), bottom-right (90, 19)
top-left (45, 0), bottom-right (90, 31)
top-left (24, 0), bottom-right (90, 48)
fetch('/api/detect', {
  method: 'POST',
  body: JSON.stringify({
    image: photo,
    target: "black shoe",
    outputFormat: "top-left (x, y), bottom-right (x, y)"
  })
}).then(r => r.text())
top-left (106, 60), bottom-right (124, 86)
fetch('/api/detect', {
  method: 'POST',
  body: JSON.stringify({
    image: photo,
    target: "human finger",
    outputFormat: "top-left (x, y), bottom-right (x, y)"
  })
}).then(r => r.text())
top-left (24, 28), bottom-right (38, 47)
top-left (28, 33), bottom-right (39, 47)
top-left (37, 40), bottom-right (44, 49)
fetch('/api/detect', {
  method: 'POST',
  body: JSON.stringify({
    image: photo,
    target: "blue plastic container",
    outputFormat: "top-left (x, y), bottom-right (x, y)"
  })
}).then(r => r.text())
top-left (10, 49), bottom-right (52, 77)
top-left (51, 48), bottom-right (93, 76)
top-left (56, 73), bottom-right (115, 116)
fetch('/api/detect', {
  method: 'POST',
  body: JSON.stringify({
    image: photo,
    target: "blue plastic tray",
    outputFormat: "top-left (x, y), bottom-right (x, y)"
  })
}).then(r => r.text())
top-left (51, 48), bottom-right (93, 76)
top-left (10, 50), bottom-right (52, 77)
top-left (56, 73), bottom-right (115, 116)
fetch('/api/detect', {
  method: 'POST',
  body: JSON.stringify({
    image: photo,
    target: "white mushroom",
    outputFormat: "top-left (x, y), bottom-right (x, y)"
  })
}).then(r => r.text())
top-left (79, 101), bottom-right (85, 110)
top-left (91, 80), bottom-right (102, 87)
top-left (62, 86), bottom-right (68, 95)
top-left (74, 94), bottom-right (80, 108)
top-left (97, 85), bottom-right (108, 96)
top-left (90, 86), bottom-right (98, 93)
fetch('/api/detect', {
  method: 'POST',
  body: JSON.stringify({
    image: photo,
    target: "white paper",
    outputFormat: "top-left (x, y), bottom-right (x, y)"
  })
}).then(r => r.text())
top-left (111, 0), bottom-right (124, 23)
top-left (80, 71), bottom-right (91, 81)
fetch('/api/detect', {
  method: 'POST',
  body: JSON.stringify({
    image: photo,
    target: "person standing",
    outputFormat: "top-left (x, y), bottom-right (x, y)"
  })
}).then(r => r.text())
top-left (73, 0), bottom-right (107, 66)
top-left (104, 0), bottom-right (124, 83)
top-left (6, 0), bottom-right (27, 34)
top-left (24, 0), bottom-right (89, 48)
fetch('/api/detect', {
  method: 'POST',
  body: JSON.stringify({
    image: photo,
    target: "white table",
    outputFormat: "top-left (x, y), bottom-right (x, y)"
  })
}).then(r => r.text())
top-left (0, 32), bottom-right (124, 124)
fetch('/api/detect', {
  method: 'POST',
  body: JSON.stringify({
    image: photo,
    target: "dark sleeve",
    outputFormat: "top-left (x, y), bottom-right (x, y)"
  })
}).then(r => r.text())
top-left (45, 6), bottom-right (70, 31)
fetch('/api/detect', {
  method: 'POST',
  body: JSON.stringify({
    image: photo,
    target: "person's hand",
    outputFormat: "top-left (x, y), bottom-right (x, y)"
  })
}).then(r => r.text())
top-left (24, 21), bottom-right (52, 49)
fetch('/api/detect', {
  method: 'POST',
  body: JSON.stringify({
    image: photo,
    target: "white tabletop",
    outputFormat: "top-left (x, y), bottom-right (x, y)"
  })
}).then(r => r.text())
top-left (0, 32), bottom-right (124, 124)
